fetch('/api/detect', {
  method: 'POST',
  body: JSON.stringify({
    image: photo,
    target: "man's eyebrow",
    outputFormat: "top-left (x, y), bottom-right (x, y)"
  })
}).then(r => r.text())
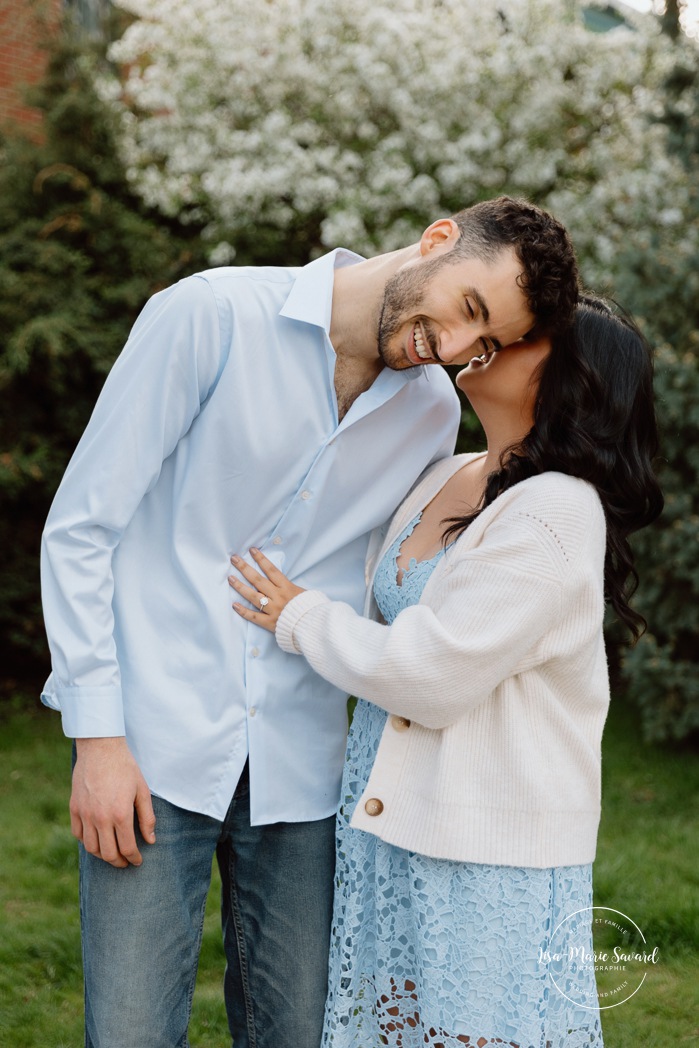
top-left (467, 287), bottom-right (490, 324)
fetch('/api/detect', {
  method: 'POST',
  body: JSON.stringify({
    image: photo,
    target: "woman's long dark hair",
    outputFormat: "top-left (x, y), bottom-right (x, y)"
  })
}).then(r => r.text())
top-left (444, 295), bottom-right (664, 640)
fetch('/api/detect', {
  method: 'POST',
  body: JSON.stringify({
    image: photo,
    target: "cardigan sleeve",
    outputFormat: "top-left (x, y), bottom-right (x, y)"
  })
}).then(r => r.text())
top-left (275, 499), bottom-right (599, 729)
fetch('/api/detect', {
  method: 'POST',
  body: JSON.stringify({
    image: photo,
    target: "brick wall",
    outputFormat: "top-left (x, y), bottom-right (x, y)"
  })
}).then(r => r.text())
top-left (0, 0), bottom-right (63, 133)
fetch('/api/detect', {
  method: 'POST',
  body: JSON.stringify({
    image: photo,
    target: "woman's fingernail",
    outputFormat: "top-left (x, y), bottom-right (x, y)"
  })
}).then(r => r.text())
top-left (250, 547), bottom-right (260, 555)
top-left (230, 554), bottom-right (240, 564)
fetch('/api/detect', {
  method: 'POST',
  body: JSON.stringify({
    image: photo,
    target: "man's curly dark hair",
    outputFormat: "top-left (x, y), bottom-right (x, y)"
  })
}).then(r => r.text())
top-left (448, 196), bottom-right (579, 335)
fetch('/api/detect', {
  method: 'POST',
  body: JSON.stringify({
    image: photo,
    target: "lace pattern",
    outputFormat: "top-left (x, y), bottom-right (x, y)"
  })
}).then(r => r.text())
top-left (373, 510), bottom-right (449, 615)
top-left (321, 515), bottom-right (604, 1048)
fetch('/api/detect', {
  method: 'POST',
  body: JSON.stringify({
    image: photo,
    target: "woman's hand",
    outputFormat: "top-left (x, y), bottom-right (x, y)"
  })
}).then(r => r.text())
top-left (228, 548), bottom-right (306, 633)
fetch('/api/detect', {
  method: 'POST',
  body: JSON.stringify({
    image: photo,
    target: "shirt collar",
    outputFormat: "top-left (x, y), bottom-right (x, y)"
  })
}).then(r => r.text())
top-left (279, 248), bottom-right (365, 333)
top-left (279, 247), bottom-right (425, 384)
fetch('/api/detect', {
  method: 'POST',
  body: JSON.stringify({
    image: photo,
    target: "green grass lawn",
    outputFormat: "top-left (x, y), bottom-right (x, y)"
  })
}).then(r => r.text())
top-left (1, 693), bottom-right (697, 1046)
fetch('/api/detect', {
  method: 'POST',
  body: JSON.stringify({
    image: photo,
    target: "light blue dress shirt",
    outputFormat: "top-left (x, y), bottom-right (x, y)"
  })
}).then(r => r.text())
top-left (40, 249), bottom-right (460, 823)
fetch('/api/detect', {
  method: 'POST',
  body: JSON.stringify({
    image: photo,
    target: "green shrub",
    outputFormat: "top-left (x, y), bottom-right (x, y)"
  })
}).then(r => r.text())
top-left (615, 31), bottom-right (699, 743)
top-left (620, 340), bottom-right (699, 741)
top-left (0, 28), bottom-right (207, 676)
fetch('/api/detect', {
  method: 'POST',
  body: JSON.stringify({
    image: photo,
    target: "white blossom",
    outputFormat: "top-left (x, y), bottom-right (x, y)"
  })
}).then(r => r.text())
top-left (101, 0), bottom-right (697, 295)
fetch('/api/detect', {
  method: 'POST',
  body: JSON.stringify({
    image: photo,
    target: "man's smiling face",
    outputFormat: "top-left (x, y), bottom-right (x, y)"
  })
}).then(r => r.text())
top-left (377, 245), bottom-right (534, 370)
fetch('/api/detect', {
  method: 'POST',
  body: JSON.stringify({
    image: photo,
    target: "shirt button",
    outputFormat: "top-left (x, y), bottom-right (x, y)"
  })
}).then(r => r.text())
top-left (273, 536), bottom-right (283, 546)
top-left (364, 798), bottom-right (384, 817)
top-left (249, 707), bottom-right (257, 717)
top-left (251, 647), bottom-right (260, 658)
top-left (391, 715), bottom-right (411, 732)
top-left (300, 490), bottom-right (311, 500)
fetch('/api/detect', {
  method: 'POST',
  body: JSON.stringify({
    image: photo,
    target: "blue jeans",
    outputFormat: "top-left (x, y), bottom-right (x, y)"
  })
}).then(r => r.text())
top-left (79, 762), bottom-right (336, 1047)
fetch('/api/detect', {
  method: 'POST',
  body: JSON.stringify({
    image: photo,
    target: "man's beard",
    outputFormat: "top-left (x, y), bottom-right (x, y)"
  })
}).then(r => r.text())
top-left (377, 253), bottom-right (449, 370)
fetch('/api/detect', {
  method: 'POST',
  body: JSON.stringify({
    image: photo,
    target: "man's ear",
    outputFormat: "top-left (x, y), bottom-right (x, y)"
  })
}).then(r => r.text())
top-left (419, 218), bottom-right (460, 258)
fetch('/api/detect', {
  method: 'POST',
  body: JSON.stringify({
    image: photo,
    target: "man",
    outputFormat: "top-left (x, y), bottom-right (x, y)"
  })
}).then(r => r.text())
top-left (41, 196), bottom-right (578, 1048)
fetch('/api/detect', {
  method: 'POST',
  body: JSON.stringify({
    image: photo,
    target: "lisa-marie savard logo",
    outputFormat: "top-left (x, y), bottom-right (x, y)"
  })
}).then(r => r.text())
top-left (538, 906), bottom-right (660, 1010)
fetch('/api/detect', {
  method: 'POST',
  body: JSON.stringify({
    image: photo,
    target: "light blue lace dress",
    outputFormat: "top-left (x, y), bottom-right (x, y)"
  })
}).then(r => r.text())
top-left (321, 512), bottom-right (604, 1048)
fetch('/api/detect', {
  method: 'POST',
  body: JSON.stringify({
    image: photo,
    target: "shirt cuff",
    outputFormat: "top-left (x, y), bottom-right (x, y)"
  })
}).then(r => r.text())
top-left (41, 679), bottom-right (126, 738)
top-left (275, 590), bottom-right (331, 654)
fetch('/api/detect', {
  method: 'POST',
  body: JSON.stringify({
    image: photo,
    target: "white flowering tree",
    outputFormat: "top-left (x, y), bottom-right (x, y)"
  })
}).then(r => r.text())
top-left (105, 0), bottom-right (695, 292)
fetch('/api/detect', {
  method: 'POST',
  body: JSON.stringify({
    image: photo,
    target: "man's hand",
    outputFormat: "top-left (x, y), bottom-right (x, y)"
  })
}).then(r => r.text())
top-left (70, 737), bottom-right (156, 868)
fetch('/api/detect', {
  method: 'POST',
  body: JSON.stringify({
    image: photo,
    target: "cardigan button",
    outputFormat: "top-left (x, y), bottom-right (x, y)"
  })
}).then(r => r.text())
top-left (390, 715), bottom-right (411, 732)
top-left (364, 798), bottom-right (384, 817)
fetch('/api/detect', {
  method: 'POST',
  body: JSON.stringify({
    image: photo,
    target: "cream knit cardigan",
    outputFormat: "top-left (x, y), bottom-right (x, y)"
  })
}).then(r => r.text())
top-left (276, 453), bottom-right (610, 868)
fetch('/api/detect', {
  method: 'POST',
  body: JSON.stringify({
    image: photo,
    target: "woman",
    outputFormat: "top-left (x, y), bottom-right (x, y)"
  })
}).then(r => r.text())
top-left (228, 297), bottom-right (663, 1047)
